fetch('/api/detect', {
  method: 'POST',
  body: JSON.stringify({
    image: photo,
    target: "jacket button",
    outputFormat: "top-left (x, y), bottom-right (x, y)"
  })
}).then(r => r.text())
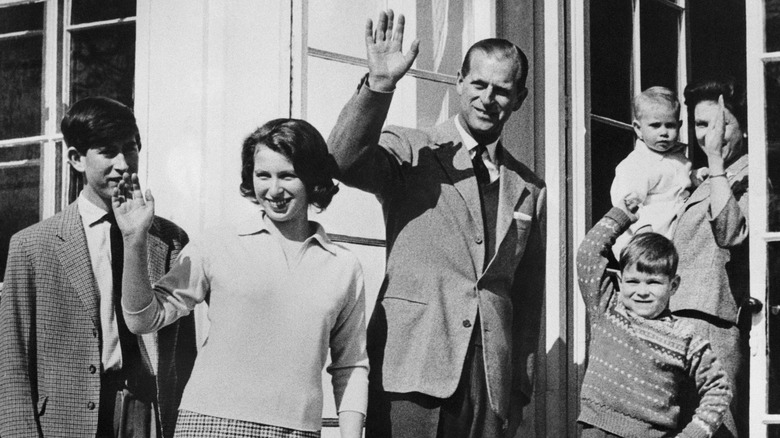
top-left (88, 365), bottom-right (97, 374)
top-left (475, 236), bottom-right (483, 244)
top-left (87, 401), bottom-right (95, 410)
top-left (463, 319), bottom-right (472, 328)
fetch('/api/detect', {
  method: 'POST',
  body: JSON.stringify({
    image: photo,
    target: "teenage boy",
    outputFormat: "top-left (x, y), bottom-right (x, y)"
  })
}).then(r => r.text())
top-left (577, 196), bottom-right (732, 437)
top-left (609, 86), bottom-right (692, 257)
top-left (0, 97), bottom-right (197, 437)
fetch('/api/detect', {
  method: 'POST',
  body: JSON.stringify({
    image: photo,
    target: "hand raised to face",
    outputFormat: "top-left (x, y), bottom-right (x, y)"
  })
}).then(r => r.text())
top-left (364, 9), bottom-right (420, 92)
top-left (701, 95), bottom-right (727, 160)
top-left (111, 172), bottom-right (155, 243)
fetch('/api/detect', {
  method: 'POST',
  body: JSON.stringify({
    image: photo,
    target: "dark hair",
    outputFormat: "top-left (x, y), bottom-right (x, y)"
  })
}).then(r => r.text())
top-left (240, 118), bottom-right (339, 210)
top-left (683, 76), bottom-right (747, 132)
top-left (460, 38), bottom-right (529, 92)
top-left (61, 97), bottom-right (141, 155)
top-left (633, 86), bottom-right (680, 120)
top-left (619, 233), bottom-right (679, 278)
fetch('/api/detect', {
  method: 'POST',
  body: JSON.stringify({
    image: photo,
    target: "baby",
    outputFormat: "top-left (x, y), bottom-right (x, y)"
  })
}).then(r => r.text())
top-left (610, 86), bottom-right (692, 257)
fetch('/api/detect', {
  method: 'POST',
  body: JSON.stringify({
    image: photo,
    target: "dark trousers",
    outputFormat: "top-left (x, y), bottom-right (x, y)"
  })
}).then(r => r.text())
top-left (365, 322), bottom-right (505, 438)
top-left (96, 372), bottom-right (158, 438)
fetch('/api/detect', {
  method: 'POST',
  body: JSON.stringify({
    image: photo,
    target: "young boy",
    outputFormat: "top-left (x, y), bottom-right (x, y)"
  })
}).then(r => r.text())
top-left (577, 196), bottom-right (732, 437)
top-left (610, 86), bottom-right (692, 257)
top-left (0, 97), bottom-right (197, 437)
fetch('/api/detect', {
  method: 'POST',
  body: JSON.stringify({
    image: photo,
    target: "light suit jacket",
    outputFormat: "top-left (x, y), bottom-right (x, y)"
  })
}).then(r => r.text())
top-left (0, 202), bottom-right (197, 437)
top-left (328, 83), bottom-right (546, 420)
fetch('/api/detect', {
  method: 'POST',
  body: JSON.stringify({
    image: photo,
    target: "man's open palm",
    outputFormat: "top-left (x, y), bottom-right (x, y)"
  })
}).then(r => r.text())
top-left (365, 10), bottom-right (420, 92)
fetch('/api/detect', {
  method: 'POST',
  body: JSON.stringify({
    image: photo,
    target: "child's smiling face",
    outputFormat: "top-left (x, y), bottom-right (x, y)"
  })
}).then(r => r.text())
top-left (618, 263), bottom-right (680, 319)
top-left (632, 102), bottom-right (682, 154)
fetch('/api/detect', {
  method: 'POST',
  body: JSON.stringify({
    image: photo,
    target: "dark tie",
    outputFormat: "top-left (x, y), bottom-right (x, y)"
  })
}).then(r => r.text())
top-left (106, 212), bottom-right (142, 375)
top-left (472, 144), bottom-right (490, 185)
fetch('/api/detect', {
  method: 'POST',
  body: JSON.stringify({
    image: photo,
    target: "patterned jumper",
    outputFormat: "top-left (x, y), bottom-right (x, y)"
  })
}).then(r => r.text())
top-left (577, 207), bottom-right (732, 438)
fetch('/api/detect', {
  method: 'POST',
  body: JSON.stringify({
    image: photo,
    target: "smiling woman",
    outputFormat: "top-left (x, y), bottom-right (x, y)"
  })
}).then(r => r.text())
top-left (112, 118), bottom-right (368, 438)
top-left (239, 119), bottom-right (338, 243)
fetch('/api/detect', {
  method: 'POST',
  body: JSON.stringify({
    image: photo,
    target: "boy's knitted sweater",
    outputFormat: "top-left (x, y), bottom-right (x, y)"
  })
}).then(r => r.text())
top-left (577, 207), bottom-right (732, 438)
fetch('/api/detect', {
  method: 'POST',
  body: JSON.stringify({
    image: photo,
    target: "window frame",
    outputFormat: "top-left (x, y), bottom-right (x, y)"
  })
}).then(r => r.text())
top-left (571, 0), bottom-right (689, 429)
top-left (745, 0), bottom-right (780, 434)
top-left (0, 0), bottom-right (136, 287)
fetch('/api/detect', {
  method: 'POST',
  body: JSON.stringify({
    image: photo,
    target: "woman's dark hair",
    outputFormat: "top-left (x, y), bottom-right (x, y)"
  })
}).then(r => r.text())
top-left (683, 76), bottom-right (747, 131)
top-left (61, 96), bottom-right (141, 154)
top-left (240, 118), bottom-right (339, 210)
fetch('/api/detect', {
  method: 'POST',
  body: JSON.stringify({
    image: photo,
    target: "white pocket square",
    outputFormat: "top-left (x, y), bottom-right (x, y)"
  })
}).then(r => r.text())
top-left (513, 211), bottom-right (532, 221)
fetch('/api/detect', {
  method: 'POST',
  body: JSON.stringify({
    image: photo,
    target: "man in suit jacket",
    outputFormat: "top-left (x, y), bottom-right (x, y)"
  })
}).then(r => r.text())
top-left (0, 97), bottom-right (197, 437)
top-left (328, 11), bottom-right (546, 438)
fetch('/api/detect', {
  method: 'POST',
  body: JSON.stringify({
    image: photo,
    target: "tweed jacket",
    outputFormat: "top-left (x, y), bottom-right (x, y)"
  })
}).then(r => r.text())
top-left (0, 202), bottom-right (197, 437)
top-left (670, 154), bottom-right (749, 325)
top-left (328, 82), bottom-right (546, 420)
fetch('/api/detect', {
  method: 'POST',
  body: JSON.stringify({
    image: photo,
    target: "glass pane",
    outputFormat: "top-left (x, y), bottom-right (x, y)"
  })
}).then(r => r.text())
top-left (0, 143), bottom-right (41, 281)
top-left (69, 24), bottom-right (135, 107)
top-left (767, 63), bottom-right (780, 231)
top-left (590, 0), bottom-right (632, 123)
top-left (767, 0), bottom-right (780, 52)
top-left (413, 0), bottom-right (465, 76)
top-left (590, 121), bottom-right (635, 221)
top-left (0, 35), bottom-right (43, 139)
top-left (770, 424), bottom-right (780, 438)
top-left (309, 0), bottom-right (465, 77)
top-left (71, 0), bottom-right (136, 25)
top-left (687, 0), bottom-right (746, 169)
top-left (309, 1), bottom-right (379, 60)
top-left (307, 58), bottom-right (385, 240)
top-left (0, 2), bottom-right (44, 34)
top-left (687, 0), bottom-right (745, 84)
top-left (640, 1), bottom-right (679, 92)
top-left (769, 241), bottom-right (780, 414)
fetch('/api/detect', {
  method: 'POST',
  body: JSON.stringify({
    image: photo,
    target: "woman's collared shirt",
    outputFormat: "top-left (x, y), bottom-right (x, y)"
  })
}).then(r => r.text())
top-left (124, 210), bottom-right (368, 431)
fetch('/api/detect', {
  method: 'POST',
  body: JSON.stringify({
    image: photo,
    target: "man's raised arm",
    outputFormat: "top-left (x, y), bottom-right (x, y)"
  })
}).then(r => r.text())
top-left (327, 10), bottom-right (419, 192)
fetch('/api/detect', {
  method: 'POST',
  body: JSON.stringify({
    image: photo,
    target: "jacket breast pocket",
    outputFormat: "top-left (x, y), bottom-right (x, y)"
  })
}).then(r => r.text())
top-left (513, 213), bottom-right (533, 254)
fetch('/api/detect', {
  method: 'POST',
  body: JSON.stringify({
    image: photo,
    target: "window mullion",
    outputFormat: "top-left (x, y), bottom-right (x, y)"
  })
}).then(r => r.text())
top-left (632, 0), bottom-right (641, 97)
top-left (40, 0), bottom-right (59, 219)
top-left (677, 0), bottom-right (688, 145)
top-left (745, 0), bottom-right (769, 433)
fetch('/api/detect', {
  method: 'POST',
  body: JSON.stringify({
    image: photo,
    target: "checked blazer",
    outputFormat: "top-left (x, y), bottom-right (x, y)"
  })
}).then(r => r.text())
top-left (0, 202), bottom-right (197, 437)
top-left (328, 82), bottom-right (546, 421)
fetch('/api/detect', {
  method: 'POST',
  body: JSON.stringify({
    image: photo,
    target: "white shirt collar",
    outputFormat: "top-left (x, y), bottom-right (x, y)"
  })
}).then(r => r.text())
top-left (236, 209), bottom-right (338, 255)
top-left (454, 115), bottom-right (499, 162)
top-left (77, 192), bottom-right (110, 226)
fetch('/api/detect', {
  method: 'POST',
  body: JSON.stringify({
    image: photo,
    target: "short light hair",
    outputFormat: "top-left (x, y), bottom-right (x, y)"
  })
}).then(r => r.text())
top-left (632, 86), bottom-right (681, 120)
top-left (619, 232), bottom-right (679, 278)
